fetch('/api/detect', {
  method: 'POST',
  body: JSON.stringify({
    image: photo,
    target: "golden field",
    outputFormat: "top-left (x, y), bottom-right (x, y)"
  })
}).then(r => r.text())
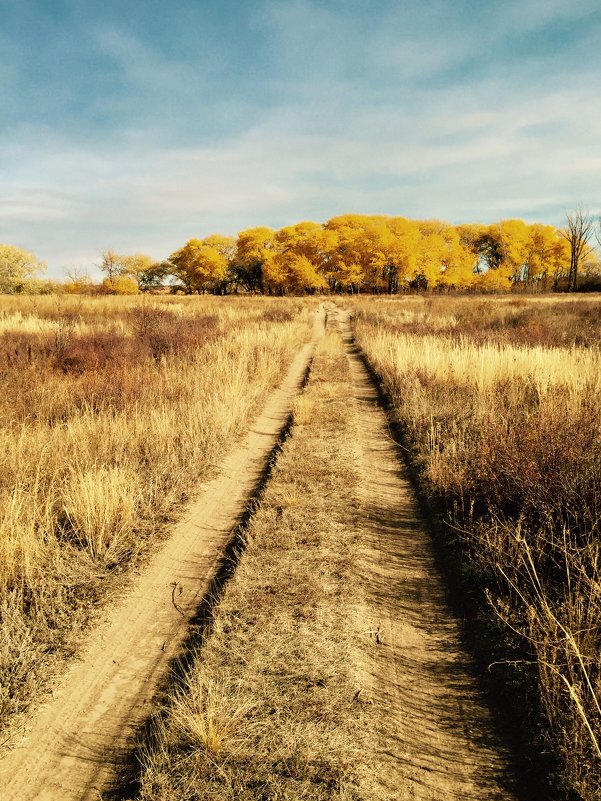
top-left (1, 292), bottom-right (600, 801)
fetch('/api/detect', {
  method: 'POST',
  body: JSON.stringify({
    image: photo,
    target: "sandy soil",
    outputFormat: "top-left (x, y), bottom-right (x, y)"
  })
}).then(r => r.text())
top-left (0, 308), bottom-right (324, 801)
top-left (331, 306), bottom-right (518, 801)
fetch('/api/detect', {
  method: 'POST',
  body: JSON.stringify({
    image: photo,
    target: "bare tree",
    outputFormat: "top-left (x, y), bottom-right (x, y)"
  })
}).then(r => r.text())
top-left (560, 209), bottom-right (594, 291)
top-left (99, 249), bottom-right (121, 281)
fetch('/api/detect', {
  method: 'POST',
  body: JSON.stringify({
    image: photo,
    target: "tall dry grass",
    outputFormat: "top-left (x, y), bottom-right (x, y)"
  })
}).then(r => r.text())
top-left (0, 294), bottom-right (311, 730)
top-left (353, 295), bottom-right (601, 801)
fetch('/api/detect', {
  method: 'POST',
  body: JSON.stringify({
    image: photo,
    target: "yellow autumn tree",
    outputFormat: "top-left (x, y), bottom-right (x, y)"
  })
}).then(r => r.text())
top-left (522, 224), bottom-right (568, 288)
top-left (234, 227), bottom-right (277, 293)
top-left (414, 221), bottom-right (449, 288)
top-left (284, 253), bottom-right (327, 293)
top-left (436, 225), bottom-right (476, 289)
top-left (325, 215), bottom-right (397, 291)
top-left (470, 220), bottom-right (530, 291)
top-left (168, 237), bottom-right (229, 293)
top-left (102, 275), bottom-right (139, 294)
top-left (119, 253), bottom-right (154, 288)
top-left (276, 222), bottom-right (322, 261)
top-left (0, 244), bottom-right (46, 293)
top-left (165, 215), bottom-right (578, 296)
top-left (98, 251), bottom-right (160, 290)
top-left (380, 217), bottom-right (420, 291)
top-left (273, 222), bottom-right (332, 293)
top-left (323, 215), bottom-right (371, 291)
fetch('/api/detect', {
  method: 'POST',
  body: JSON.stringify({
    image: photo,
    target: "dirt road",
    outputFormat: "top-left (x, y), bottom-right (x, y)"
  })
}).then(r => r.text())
top-left (0, 308), bottom-right (324, 801)
top-left (331, 306), bottom-right (517, 801)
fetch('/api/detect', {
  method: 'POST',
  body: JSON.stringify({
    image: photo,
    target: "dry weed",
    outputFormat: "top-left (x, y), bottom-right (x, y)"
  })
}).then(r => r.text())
top-left (170, 676), bottom-right (258, 756)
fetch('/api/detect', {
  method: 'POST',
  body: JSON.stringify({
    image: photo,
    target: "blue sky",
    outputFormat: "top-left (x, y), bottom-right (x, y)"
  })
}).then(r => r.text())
top-left (1, 0), bottom-right (600, 277)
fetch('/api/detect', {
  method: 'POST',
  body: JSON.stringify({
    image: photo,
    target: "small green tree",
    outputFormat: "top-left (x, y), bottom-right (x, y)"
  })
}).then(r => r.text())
top-left (0, 244), bottom-right (46, 293)
top-left (138, 260), bottom-right (171, 290)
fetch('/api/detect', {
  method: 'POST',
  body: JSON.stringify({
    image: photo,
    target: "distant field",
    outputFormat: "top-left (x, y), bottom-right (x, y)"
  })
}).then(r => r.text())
top-left (0, 294), bottom-right (311, 729)
top-left (353, 294), bottom-right (601, 800)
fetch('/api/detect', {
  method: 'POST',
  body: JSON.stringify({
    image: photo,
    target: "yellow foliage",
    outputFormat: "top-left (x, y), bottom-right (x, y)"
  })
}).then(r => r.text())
top-left (263, 251), bottom-right (287, 293)
top-left (235, 227), bottom-right (277, 292)
top-left (169, 237), bottom-right (228, 293)
top-left (0, 244), bottom-right (46, 293)
top-left (285, 253), bottom-right (327, 292)
top-left (159, 214), bottom-right (574, 294)
top-left (64, 281), bottom-right (94, 295)
top-left (102, 276), bottom-right (139, 295)
top-left (236, 227), bottom-right (276, 266)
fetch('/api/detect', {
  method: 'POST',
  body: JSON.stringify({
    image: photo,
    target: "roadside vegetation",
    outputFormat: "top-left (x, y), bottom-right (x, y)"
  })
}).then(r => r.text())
top-left (0, 294), bottom-right (311, 734)
top-left (352, 295), bottom-right (601, 801)
top-left (2, 288), bottom-right (599, 796)
top-left (131, 333), bottom-right (370, 801)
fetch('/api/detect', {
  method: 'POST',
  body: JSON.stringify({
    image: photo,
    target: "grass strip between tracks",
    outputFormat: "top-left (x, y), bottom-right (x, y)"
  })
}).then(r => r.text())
top-left (132, 332), bottom-right (370, 801)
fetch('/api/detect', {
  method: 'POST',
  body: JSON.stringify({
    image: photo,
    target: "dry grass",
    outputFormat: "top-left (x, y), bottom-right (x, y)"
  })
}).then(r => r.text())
top-left (169, 675), bottom-right (258, 756)
top-left (356, 293), bottom-right (601, 348)
top-left (132, 333), bottom-right (370, 801)
top-left (0, 294), bottom-right (312, 732)
top-left (352, 295), bottom-right (601, 801)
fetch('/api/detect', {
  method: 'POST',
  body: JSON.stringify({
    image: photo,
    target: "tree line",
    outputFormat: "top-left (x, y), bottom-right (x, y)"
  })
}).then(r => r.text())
top-left (2, 212), bottom-right (601, 295)
top-left (98, 212), bottom-right (601, 295)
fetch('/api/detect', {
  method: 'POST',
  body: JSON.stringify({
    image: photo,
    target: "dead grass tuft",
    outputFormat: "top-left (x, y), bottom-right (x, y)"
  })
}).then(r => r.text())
top-left (59, 465), bottom-right (138, 564)
top-left (170, 675), bottom-right (257, 756)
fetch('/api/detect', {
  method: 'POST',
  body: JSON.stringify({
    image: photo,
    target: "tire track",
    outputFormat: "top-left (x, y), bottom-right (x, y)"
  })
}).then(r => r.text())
top-left (331, 306), bottom-right (518, 801)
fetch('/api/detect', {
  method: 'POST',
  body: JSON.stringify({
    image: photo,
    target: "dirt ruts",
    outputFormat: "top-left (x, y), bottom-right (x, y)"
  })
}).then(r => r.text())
top-left (2, 304), bottom-right (528, 801)
top-left (0, 308), bottom-right (325, 801)
top-left (331, 306), bottom-right (518, 801)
